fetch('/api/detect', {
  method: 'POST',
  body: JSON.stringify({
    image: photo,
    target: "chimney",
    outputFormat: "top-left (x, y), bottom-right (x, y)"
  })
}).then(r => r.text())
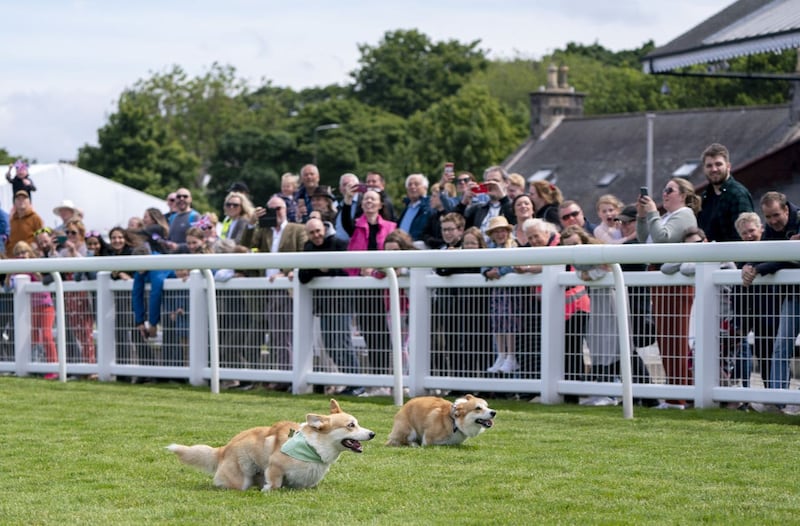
top-left (529, 63), bottom-right (586, 139)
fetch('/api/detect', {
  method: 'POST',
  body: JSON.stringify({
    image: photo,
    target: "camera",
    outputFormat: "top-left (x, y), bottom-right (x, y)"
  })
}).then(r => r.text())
top-left (258, 207), bottom-right (278, 228)
top-left (473, 182), bottom-right (490, 194)
top-left (354, 183), bottom-right (369, 193)
top-left (639, 186), bottom-right (648, 197)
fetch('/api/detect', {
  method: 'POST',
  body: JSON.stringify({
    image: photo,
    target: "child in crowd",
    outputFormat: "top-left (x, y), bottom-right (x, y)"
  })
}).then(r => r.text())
top-left (6, 160), bottom-right (36, 200)
top-left (277, 172), bottom-right (299, 223)
top-left (481, 216), bottom-right (520, 374)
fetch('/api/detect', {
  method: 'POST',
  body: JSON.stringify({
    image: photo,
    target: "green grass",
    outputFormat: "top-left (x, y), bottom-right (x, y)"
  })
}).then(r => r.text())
top-left (2, 377), bottom-right (799, 525)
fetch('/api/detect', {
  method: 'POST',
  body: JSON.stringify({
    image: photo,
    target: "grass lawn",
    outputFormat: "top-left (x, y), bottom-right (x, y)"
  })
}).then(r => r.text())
top-left (1, 376), bottom-right (798, 525)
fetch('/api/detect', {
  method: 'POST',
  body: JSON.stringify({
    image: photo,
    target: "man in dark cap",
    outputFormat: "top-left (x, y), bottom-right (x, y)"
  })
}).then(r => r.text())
top-left (310, 185), bottom-right (337, 224)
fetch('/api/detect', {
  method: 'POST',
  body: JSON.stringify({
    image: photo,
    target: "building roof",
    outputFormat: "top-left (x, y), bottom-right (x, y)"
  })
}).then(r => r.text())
top-left (503, 104), bottom-right (800, 214)
top-left (643, 0), bottom-right (800, 73)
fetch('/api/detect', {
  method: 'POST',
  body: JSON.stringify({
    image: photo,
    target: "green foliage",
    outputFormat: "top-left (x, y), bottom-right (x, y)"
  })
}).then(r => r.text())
top-left (351, 29), bottom-right (488, 118)
top-left (3, 377), bottom-right (800, 525)
top-left (404, 84), bottom-right (527, 178)
top-left (77, 90), bottom-right (201, 205)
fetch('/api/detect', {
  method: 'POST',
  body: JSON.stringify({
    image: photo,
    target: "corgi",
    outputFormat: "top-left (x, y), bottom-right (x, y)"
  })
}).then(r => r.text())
top-left (167, 399), bottom-right (375, 491)
top-left (386, 394), bottom-right (496, 447)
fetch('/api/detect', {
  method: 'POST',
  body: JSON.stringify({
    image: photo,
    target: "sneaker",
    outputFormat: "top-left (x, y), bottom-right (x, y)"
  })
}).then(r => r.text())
top-left (781, 404), bottom-right (800, 416)
top-left (234, 382), bottom-right (255, 391)
top-left (580, 396), bottom-right (618, 407)
top-left (43, 373), bottom-right (58, 380)
top-left (487, 355), bottom-right (505, 373)
top-left (748, 402), bottom-right (781, 414)
top-left (339, 386), bottom-right (366, 396)
top-left (655, 401), bottom-right (685, 410)
top-left (498, 355), bottom-right (520, 374)
top-left (221, 380), bottom-right (240, 389)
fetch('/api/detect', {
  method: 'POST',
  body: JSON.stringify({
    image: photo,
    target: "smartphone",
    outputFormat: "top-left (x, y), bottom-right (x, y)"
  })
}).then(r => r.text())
top-left (473, 182), bottom-right (490, 194)
top-left (355, 183), bottom-right (368, 193)
top-left (258, 207), bottom-right (278, 228)
top-left (444, 162), bottom-right (454, 176)
top-left (639, 186), bottom-right (648, 197)
top-left (56, 235), bottom-right (68, 245)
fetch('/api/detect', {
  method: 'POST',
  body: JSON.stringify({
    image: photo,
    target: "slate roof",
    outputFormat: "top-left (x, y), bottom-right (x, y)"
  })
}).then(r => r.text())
top-left (643, 0), bottom-right (800, 73)
top-left (503, 104), bottom-right (800, 215)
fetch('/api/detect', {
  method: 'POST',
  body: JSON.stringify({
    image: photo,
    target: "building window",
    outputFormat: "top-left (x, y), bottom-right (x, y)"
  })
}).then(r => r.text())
top-left (597, 172), bottom-right (620, 187)
top-left (673, 161), bottom-right (699, 177)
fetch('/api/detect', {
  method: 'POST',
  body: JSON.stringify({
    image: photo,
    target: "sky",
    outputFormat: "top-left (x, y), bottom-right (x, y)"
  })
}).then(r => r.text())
top-left (1, 0), bottom-right (732, 164)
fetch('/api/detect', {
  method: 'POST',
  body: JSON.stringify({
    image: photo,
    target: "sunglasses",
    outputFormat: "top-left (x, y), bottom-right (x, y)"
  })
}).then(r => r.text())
top-left (224, 202), bottom-right (241, 208)
top-left (561, 210), bottom-right (581, 221)
top-left (66, 230), bottom-right (79, 236)
top-left (34, 227), bottom-right (53, 236)
top-left (167, 198), bottom-right (176, 202)
top-left (456, 177), bottom-right (470, 184)
top-left (663, 187), bottom-right (677, 195)
top-left (175, 194), bottom-right (190, 199)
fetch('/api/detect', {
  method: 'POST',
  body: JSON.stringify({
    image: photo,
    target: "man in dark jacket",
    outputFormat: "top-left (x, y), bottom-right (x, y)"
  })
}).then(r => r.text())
top-left (697, 143), bottom-right (754, 242)
top-left (455, 165), bottom-right (515, 237)
top-left (298, 218), bottom-right (361, 384)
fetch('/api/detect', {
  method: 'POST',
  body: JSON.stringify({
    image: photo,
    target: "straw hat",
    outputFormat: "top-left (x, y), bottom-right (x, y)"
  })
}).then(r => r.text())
top-left (485, 215), bottom-right (513, 234)
top-left (53, 199), bottom-right (78, 216)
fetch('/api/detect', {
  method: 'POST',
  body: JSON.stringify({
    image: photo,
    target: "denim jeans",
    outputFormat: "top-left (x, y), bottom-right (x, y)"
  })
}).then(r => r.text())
top-left (321, 314), bottom-right (359, 374)
top-left (769, 295), bottom-right (800, 389)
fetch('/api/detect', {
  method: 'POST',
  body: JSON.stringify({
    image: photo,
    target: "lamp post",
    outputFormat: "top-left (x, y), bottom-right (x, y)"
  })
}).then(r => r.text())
top-left (313, 123), bottom-right (340, 164)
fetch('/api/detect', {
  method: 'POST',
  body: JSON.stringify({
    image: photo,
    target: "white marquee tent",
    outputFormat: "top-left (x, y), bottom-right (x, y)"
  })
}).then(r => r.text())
top-left (1, 163), bottom-right (167, 233)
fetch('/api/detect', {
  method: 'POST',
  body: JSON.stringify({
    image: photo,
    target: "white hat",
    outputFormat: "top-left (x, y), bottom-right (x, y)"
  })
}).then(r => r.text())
top-left (53, 199), bottom-right (78, 216)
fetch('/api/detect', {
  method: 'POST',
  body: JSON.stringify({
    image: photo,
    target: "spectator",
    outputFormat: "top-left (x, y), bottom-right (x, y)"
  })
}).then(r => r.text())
top-left (396, 173), bottom-right (431, 243)
top-left (166, 188), bottom-right (200, 250)
top-left (365, 170), bottom-right (398, 222)
top-left (732, 212), bottom-right (779, 392)
top-left (697, 143), bottom-right (754, 242)
top-left (334, 173), bottom-right (360, 243)
top-left (433, 163), bottom-right (459, 211)
top-left (560, 225), bottom-right (619, 406)
top-left (481, 216), bottom-right (520, 374)
top-left (454, 171), bottom-right (486, 205)
top-left (33, 227), bottom-right (58, 258)
top-left (192, 213), bottom-right (219, 247)
top-left (593, 194), bottom-right (625, 243)
top-left (127, 216), bottom-right (144, 231)
top-left (219, 191), bottom-right (254, 245)
top-left (6, 160), bottom-right (36, 200)
top-left (457, 165), bottom-right (515, 238)
top-left (8, 241), bottom-right (57, 379)
top-left (7, 190), bottom-right (44, 254)
top-left (0, 205), bottom-right (8, 255)
top-left (53, 200), bottom-right (80, 232)
top-left (59, 218), bottom-right (96, 366)
top-left (240, 195), bottom-right (307, 371)
top-left (130, 241), bottom-right (170, 373)
top-left (511, 194), bottom-right (535, 246)
top-left (164, 192), bottom-right (178, 223)
top-left (85, 229), bottom-right (110, 257)
top-left (637, 177), bottom-right (701, 410)
top-left (185, 226), bottom-right (212, 254)
top-left (340, 187), bottom-right (397, 375)
top-left (143, 207), bottom-right (170, 234)
top-left (507, 173), bottom-right (527, 202)
top-left (741, 192), bottom-right (800, 396)
top-left (295, 164), bottom-right (320, 223)
top-left (276, 173), bottom-right (299, 223)
top-left (559, 200), bottom-right (597, 235)
top-left (299, 218), bottom-right (359, 382)
top-left (421, 182), bottom-right (450, 249)
top-left (310, 185), bottom-right (338, 224)
top-left (530, 180), bottom-right (563, 228)
top-left (104, 226), bottom-right (135, 380)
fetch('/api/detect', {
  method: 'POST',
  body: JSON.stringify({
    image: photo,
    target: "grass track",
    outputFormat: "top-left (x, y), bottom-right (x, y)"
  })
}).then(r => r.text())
top-left (2, 377), bottom-right (799, 525)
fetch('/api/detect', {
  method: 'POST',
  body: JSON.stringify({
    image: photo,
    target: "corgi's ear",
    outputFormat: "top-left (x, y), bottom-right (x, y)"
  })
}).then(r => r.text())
top-left (330, 399), bottom-right (342, 414)
top-left (451, 400), bottom-right (465, 418)
top-left (306, 413), bottom-right (328, 429)
top-left (465, 394), bottom-right (475, 401)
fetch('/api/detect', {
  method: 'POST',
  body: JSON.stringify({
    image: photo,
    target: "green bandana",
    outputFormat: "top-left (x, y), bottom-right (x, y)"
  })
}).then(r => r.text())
top-left (280, 430), bottom-right (323, 463)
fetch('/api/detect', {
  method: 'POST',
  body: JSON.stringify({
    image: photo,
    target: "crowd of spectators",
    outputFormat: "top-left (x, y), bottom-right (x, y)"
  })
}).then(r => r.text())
top-left (2, 145), bottom-right (799, 411)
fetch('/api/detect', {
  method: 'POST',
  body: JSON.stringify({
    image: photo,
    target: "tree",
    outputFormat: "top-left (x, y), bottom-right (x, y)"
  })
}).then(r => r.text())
top-left (77, 90), bottom-right (201, 205)
top-left (351, 29), bottom-right (488, 118)
top-left (403, 84), bottom-right (526, 181)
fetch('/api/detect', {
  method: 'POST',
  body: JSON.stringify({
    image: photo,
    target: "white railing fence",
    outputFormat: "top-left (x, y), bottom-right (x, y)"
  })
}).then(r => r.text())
top-left (1, 241), bottom-right (799, 417)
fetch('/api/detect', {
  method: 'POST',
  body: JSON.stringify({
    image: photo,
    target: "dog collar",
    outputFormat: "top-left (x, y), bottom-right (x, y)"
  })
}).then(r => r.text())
top-left (449, 405), bottom-right (458, 434)
top-left (280, 430), bottom-right (324, 464)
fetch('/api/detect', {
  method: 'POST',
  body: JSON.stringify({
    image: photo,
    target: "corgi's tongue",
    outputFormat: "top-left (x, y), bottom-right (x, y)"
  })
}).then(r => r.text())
top-left (342, 439), bottom-right (363, 453)
top-left (476, 418), bottom-right (494, 428)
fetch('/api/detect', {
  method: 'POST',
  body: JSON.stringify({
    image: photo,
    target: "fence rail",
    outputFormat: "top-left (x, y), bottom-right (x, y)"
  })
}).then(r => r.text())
top-left (1, 241), bottom-right (799, 416)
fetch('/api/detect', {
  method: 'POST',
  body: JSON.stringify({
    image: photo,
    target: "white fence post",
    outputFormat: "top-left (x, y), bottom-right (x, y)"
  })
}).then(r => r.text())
top-left (96, 271), bottom-right (115, 381)
top-left (293, 272), bottom-right (314, 394)
top-left (408, 268), bottom-right (430, 398)
top-left (188, 270), bottom-right (208, 387)
top-left (12, 274), bottom-right (32, 377)
top-left (694, 262), bottom-right (720, 408)
top-left (539, 265), bottom-right (565, 404)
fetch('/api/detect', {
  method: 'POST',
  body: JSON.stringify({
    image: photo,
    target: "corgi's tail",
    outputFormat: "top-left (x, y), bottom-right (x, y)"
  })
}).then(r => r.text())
top-left (166, 443), bottom-right (220, 474)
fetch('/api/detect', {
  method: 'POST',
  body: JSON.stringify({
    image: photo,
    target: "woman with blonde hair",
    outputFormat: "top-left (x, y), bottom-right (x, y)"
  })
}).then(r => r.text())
top-left (220, 191), bottom-right (254, 245)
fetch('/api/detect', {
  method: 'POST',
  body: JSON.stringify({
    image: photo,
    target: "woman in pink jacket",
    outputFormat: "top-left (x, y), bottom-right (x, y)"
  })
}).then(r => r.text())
top-left (340, 186), bottom-right (398, 375)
